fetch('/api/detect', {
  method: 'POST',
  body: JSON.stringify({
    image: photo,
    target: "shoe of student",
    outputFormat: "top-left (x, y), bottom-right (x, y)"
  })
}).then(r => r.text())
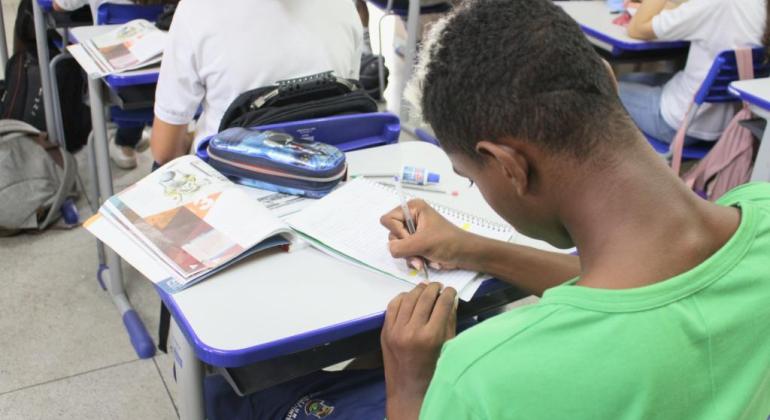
top-left (135, 126), bottom-right (152, 153)
top-left (109, 139), bottom-right (138, 169)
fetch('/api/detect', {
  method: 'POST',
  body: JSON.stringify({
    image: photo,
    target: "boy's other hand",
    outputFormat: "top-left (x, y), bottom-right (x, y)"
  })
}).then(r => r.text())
top-left (380, 199), bottom-right (469, 271)
top-left (381, 283), bottom-right (458, 420)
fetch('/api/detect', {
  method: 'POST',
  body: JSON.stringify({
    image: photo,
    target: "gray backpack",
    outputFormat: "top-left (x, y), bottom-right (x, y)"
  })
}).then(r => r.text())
top-left (0, 119), bottom-right (77, 235)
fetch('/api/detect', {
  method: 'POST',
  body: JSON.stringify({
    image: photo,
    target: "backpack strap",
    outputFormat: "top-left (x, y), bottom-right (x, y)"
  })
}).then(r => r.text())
top-left (735, 47), bottom-right (755, 105)
top-left (670, 103), bottom-right (694, 175)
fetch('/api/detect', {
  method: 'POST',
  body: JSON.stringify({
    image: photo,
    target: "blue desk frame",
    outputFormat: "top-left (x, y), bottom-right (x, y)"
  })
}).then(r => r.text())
top-left (555, 1), bottom-right (689, 59)
top-left (161, 278), bottom-right (514, 368)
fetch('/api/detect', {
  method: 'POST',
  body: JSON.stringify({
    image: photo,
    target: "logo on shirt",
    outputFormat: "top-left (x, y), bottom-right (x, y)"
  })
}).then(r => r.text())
top-left (304, 398), bottom-right (335, 418)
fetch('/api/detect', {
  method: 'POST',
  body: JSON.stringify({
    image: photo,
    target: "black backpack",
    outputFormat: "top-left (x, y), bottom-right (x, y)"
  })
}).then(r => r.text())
top-left (0, 51), bottom-right (92, 153)
top-left (1, 0), bottom-right (92, 153)
top-left (0, 52), bottom-right (45, 132)
top-left (359, 53), bottom-right (389, 101)
top-left (218, 71), bottom-right (378, 132)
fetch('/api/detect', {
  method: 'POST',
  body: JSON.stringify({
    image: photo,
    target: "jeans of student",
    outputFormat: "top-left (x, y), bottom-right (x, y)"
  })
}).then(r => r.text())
top-left (618, 73), bottom-right (705, 145)
top-left (205, 369), bottom-right (385, 420)
top-left (114, 126), bottom-right (144, 148)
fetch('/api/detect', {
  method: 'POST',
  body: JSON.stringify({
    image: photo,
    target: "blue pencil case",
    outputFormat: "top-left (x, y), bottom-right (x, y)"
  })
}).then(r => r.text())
top-left (206, 127), bottom-right (346, 198)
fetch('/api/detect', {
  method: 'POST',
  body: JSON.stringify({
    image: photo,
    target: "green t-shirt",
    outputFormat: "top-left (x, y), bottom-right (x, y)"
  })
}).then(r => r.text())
top-left (421, 182), bottom-right (770, 419)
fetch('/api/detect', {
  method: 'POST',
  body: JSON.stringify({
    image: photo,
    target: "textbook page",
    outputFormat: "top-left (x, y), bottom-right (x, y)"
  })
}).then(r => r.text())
top-left (287, 179), bottom-right (514, 299)
top-left (85, 156), bottom-right (293, 293)
top-left (68, 19), bottom-right (166, 77)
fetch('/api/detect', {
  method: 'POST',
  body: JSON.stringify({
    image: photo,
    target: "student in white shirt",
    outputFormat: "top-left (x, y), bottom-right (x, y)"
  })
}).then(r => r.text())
top-left (623, 0), bottom-right (768, 144)
top-left (53, 0), bottom-right (132, 19)
top-left (53, 0), bottom-right (177, 169)
top-left (150, 0), bottom-right (363, 165)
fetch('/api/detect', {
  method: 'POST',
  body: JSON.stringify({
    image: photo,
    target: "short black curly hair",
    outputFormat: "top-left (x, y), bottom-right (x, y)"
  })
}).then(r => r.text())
top-left (410, 0), bottom-right (636, 160)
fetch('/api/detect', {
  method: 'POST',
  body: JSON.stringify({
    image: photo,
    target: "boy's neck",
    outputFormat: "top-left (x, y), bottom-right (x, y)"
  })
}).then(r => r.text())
top-left (559, 147), bottom-right (741, 290)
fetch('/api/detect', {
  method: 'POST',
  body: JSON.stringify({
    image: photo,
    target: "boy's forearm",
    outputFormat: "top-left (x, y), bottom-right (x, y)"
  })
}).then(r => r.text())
top-left (457, 235), bottom-right (580, 296)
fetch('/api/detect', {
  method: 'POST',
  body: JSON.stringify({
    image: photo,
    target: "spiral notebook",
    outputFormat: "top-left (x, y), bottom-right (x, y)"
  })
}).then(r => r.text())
top-left (287, 178), bottom-right (513, 299)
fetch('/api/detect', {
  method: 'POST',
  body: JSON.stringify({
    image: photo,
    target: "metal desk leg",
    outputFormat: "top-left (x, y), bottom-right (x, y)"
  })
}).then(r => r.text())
top-left (171, 319), bottom-right (205, 420)
top-left (86, 132), bottom-right (108, 287)
top-left (32, 0), bottom-right (58, 144)
top-left (87, 76), bottom-right (155, 359)
top-left (391, 0), bottom-right (420, 122)
top-left (0, 1), bottom-right (8, 70)
top-left (751, 108), bottom-right (770, 182)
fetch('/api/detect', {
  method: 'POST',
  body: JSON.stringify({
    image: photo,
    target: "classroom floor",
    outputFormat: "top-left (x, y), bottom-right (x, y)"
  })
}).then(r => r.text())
top-left (0, 4), bottom-right (432, 419)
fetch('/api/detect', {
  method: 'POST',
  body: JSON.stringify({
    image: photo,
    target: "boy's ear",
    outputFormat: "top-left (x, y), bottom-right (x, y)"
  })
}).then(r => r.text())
top-left (602, 58), bottom-right (619, 93)
top-left (475, 140), bottom-right (529, 196)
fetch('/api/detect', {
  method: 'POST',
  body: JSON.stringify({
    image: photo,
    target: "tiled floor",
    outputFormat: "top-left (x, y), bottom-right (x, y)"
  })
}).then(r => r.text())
top-left (0, 0), bottom-right (180, 410)
top-left (0, 146), bottom-right (181, 419)
top-left (0, 3), bottom-right (417, 419)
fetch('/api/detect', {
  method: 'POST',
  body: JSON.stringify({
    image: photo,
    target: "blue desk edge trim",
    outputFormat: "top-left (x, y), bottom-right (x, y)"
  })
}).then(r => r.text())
top-left (580, 24), bottom-right (689, 53)
top-left (157, 278), bottom-right (507, 368)
top-left (105, 72), bottom-right (159, 88)
top-left (38, 0), bottom-right (54, 12)
top-left (729, 85), bottom-right (770, 111)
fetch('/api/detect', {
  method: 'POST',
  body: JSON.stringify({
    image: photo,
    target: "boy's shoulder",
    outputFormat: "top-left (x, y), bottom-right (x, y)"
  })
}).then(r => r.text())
top-left (717, 182), bottom-right (770, 208)
top-left (436, 302), bottom-right (567, 382)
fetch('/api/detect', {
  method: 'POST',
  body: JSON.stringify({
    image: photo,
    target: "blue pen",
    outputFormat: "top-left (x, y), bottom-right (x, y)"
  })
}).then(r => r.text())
top-left (395, 177), bottom-right (430, 281)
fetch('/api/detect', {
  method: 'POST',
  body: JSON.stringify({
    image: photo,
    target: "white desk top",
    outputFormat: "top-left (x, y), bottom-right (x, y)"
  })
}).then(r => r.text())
top-left (556, 1), bottom-right (688, 54)
top-left (730, 78), bottom-right (770, 111)
top-left (166, 141), bottom-right (563, 365)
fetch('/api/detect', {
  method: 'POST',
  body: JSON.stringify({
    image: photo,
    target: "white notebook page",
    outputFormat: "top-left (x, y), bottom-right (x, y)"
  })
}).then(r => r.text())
top-left (287, 178), bottom-right (513, 294)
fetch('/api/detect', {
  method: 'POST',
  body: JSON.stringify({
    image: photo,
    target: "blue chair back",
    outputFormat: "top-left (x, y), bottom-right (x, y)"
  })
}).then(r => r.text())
top-left (196, 112), bottom-right (402, 161)
top-left (694, 47), bottom-right (770, 105)
top-left (645, 47), bottom-right (769, 160)
top-left (96, 3), bottom-right (166, 25)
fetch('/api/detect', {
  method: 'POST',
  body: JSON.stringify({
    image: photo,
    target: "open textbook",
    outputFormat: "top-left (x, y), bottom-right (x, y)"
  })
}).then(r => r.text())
top-left (84, 156), bottom-right (294, 293)
top-left (68, 19), bottom-right (166, 77)
top-left (85, 159), bottom-right (514, 298)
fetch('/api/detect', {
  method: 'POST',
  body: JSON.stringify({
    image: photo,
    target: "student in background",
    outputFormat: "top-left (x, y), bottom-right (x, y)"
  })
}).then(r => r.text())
top-left (53, 0), bottom-right (171, 18)
top-left (53, 0), bottom-right (178, 169)
top-left (150, 0), bottom-right (362, 165)
top-left (621, 0), bottom-right (768, 145)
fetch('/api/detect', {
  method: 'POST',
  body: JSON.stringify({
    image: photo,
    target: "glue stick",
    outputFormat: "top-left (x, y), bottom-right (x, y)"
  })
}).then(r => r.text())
top-left (401, 166), bottom-right (440, 186)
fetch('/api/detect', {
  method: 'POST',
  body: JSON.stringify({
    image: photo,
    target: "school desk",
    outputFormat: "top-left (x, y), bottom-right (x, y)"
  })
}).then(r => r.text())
top-left (730, 78), bottom-right (770, 182)
top-left (70, 24), bottom-right (160, 359)
top-left (556, 1), bottom-right (689, 59)
top-left (162, 141), bottom-right (566, 419)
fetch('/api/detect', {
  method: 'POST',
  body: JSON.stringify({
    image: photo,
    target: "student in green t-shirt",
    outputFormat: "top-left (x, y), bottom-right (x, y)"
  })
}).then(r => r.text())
top-left (377, 0), bottom-right (770, 418)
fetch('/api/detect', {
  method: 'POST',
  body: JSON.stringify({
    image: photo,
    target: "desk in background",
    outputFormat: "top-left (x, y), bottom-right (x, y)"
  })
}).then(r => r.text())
top-left (162, 141), bottom-right (566, 420)
top-left (730, 78), bottom-right (770, 181)
top-left (69, 24), bottom-right (160, 359)
top-left (556, 1), bottom-right (689, 59)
